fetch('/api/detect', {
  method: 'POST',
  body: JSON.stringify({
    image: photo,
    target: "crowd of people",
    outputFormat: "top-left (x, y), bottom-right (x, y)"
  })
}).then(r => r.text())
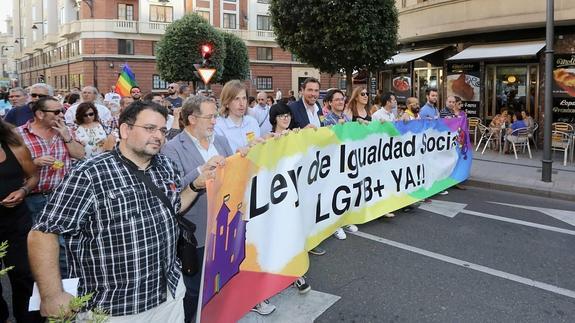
top-left (1, 78), bottom-right (470, 322)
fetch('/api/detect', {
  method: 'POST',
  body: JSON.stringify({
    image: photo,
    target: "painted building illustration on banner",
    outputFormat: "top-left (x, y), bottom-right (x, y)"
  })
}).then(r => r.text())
top-left (203, 195), bottom-right (247, 306)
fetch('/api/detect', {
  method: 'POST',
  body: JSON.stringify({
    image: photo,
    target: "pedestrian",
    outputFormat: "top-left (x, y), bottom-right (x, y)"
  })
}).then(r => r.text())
top-left (130, 86), bottom-right (142, 101)
top-left (419, 88), bottom-right (440, 119)
top-left (288, 77), bottom-right (323, 129)
top-left (248, 91), bottom-right (273, 136)
top-left (400, 97), bottom-right (421, 121)
top-left (214, 80), bottom-right (261, 152)
top-left (275, 88), bottom-right (282, 101)
top-left (0, 119), bottom-right (43, 323)
top-left (166, 83), bottom-right (183, 108)
top-left (73, 102), bottom-right (116, 159)
top-left (440, 96), bottom-right (456, 118)
top-left (372, 92), bottom-right (397, 123)
top-left (28, 101), bottom-right (214, 321)
top-left (64, 86), bottom-right (113, 128)
top-left (347, 87), bottom-right (372, 122)
top-left (17, 97), bottom-right (85, 221)
top-left (3, 87), bottom-right (31, 126)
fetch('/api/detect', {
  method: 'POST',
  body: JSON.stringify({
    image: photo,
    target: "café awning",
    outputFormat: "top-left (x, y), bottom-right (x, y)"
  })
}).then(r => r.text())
top-left (447, 40), bottom-right (545, 61)
top-left (386, 47), bottom-right (447, 65)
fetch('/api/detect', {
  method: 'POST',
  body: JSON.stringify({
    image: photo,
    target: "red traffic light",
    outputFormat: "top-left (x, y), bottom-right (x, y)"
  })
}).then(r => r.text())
top-left (201, 44), bottom-right (212, 59)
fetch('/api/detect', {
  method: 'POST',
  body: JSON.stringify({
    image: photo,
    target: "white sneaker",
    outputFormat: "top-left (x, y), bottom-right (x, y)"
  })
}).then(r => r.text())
top-left (383, 212), bottom-right (395, 218)
top-left (343, 224), bottom-right (358, 233)
top-left (439, 190), bottom-right (449, 195)
top-left (333, 228), bottom-right (347, 240)
top-left (251, 300), bottom-right (276, 315)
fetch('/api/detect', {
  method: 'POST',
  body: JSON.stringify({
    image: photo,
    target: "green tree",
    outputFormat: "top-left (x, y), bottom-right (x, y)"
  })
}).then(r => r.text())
top-left (269, 0), bottom-right (398, 94)
top-left (219, 32), bottom-right (250, 84)
top-left (156, 14), bottom-right (226, 85)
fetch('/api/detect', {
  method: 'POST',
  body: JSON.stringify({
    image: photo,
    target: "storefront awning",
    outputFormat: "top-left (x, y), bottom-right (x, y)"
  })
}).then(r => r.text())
top-left (386, 47), bottom-right (447, 65)
top-left (447, 41), bottom-right (545, 61)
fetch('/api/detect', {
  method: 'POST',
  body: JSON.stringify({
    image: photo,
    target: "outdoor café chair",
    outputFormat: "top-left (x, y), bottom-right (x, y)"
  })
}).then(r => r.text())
top-left (468, 117), bottom-right (481, 146)
top-left (505, 127), bottom-right (532, 160)
top-left (476, 123), bottom-right (496, 154)
top-left (551, 130), bottom-right (572, 166)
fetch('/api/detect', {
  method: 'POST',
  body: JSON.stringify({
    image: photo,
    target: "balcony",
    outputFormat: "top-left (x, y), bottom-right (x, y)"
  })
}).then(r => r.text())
top-left (58, 19), bottom-right (171, 38)
top-left (219, 28), bottom-right (276, 42)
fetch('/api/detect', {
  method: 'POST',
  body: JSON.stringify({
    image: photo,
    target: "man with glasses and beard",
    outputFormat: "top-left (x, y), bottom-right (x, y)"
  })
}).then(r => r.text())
top-left (16, 97), bottom-right (85, 222)
top-left (28, 101), bottom-right (212, 322)
top-left (64, 86), bottom-right (113, 127)
top-left (165, 83), bottom-right (183, 108)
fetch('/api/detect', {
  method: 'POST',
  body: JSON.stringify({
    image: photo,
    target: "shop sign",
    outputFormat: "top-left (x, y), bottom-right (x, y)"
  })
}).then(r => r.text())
top-left (391, 65), bottom-right (411, 103)
top-left (447, 63), bottom-right (480, 117)
top-left (552, 54), bottom-right (575, 123)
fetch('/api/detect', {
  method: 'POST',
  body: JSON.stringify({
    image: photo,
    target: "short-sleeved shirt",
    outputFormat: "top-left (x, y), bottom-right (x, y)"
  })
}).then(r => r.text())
top-left (165, 96), bottom-right (183, 108)
top-left (248, 105), bottom-right (273, 135)
top-left (16, 121), bottom-right (72, 193)
top-left (372, 108), bottom-right (397, 122)
top-left (74, 123), bottom-right (108, 159)
top-left (4, 104), bottom-right (33, 126)
top-left (32, 149), bottom-right (182, 316)
top-left (214, 115), bottom-right (260, 152)
top-left (419, 103), bottom-right (439, 119)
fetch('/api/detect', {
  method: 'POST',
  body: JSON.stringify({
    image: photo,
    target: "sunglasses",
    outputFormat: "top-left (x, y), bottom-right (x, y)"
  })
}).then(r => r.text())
top-left (360, 92), bottom-right (368, 97)
top-left (84, 112), bottom-right (95, 117)
top-left (31, 93), bottom-right (48, 98)
top-left (42, 109), bottom-right (64, 115)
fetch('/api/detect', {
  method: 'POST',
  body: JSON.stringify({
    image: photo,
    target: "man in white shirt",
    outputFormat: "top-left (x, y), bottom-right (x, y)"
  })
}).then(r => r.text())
top-left (288, 78), bottom-right (322, 129)
top-left (248, 91), bottom-right (273, 135)
top-left (275, 88), bottom-right (282, 101)
top-left (65, 86), bottom-right (112, 127)
top-left (372, 93), bottom-right (397, 122)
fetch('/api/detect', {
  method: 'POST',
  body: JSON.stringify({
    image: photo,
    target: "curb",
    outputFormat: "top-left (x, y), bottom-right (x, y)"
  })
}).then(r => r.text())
top-left (466, 178), bottom-right (575, 201)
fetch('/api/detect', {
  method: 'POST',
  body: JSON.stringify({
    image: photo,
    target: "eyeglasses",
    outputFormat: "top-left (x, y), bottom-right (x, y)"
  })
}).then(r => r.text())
top-left (128, 124), bottom-right (168, 136)
top-left (360, 92), bottom-right (368, 97)
top-left (277, 113), bottom-right (291, 120)
top-left (193, 113), bottom-right (219, 120)
top-left (84, 112), bottom-right (95, 117)
top-left (42, 109), bottom-right (64, 115)
top-left (31, 93), bottom-right (48, 98)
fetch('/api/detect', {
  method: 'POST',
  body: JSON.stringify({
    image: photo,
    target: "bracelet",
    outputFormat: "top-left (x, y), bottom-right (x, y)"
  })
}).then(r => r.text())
top-left (64, 137), bottom-right (73, 144)
top-left (188, 181), bottom-right (204, 193)
top-left (19, 187), bottom-right (30, 195)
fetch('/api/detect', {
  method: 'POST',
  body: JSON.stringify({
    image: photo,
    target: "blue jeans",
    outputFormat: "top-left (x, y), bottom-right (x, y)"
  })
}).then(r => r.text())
top-left (25, 193), bottom-right (68, 277)
top-left (183, 247), bottom-right (204, 323)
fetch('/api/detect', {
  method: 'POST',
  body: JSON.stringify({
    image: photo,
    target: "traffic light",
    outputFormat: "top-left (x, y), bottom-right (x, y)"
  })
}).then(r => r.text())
top-left (200, 43), bottom-right (212, 60)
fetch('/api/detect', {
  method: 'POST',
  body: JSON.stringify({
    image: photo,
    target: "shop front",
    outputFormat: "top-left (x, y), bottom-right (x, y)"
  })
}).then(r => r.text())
top-left (447, 40), bottom-right (545, 123)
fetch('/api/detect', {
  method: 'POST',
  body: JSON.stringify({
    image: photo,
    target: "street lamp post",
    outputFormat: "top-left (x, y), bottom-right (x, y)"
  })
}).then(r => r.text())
top-left (541, 0), bottom-right (554, 182)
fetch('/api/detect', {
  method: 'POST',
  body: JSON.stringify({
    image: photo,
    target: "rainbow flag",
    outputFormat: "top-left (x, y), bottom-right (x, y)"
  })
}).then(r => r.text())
top-left (114, 64), bottom-right (138, 97)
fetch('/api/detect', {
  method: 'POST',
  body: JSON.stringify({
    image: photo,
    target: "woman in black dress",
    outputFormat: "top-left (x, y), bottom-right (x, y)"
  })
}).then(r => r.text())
top-left (0, 119), bottom-right (42, 323)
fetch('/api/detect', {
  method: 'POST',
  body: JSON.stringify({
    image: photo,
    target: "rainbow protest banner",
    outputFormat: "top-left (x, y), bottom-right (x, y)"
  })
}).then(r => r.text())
top-left (200, 117), bottom-right (472, 322)
top-left (114, 64), bottom-right (138, 97)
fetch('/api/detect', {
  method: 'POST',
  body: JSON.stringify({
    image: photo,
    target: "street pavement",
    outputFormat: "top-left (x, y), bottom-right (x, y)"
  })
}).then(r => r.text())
top-left (307, 187), bottom-right (575, 322)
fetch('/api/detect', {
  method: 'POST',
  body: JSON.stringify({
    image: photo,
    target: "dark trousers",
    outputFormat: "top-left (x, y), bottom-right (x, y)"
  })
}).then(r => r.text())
top-left (183, 247), bottom-right (204, 323)
top-left (0, 208), bottom-right (44, 323)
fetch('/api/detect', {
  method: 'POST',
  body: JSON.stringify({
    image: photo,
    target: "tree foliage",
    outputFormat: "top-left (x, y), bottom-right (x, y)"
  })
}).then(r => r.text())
top-left (219, 32), bottom-right (250, 84)
top-left (156, 14), bottom-right (226, 83)
top-left (270, 0), bottom-right (399, 92)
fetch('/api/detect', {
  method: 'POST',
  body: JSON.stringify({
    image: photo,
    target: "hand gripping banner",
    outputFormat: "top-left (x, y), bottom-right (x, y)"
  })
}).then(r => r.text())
top-left (199, 117), bottom-right (472, 322)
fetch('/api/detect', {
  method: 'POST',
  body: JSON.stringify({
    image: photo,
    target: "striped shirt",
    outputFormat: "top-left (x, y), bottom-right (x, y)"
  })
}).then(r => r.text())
top-left (32, 148), bottom-right (182, 316)
top-left (16, 121), bottom-right (71, 193)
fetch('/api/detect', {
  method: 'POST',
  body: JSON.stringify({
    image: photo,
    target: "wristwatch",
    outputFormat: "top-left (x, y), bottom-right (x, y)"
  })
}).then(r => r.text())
top-left (64, 137), bottom-right (73, 144)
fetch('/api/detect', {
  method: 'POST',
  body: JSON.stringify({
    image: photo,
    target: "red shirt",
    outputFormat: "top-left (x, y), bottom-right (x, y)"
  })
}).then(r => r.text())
top-left (16, 121), bottom-right (72, 193)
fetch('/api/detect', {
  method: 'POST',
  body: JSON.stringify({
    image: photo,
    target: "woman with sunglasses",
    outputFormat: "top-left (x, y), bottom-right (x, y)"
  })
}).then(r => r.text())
top-left (347, 87), bottom-right (372, 122)
top-left (73, 102), bottom-right (115, 159)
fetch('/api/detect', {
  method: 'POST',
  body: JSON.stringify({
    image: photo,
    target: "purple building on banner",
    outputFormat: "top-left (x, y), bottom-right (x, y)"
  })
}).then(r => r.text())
top-left (203, 195), bottom-right (247, 305)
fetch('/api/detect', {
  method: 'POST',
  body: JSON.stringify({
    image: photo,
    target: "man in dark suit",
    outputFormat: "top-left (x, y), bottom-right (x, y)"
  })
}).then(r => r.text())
top-left (289, 77), bottom-right (323, 129)
top-left (162, 95), bottom-right (233, 322)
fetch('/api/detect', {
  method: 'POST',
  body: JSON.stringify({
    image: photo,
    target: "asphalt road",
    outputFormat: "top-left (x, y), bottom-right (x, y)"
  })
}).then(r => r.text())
top-left (308, 186), bottom-right (575, 323)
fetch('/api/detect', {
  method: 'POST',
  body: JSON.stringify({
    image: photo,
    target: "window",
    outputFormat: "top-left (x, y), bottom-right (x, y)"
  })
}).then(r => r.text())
top-left (153, 75), bottom-right (168, 90)
top-left (256, 76), bottom-right (272, 90)
top-left (118, 39), bottom-right (134, 55)
top-left (118, 4), bottom-right (134, 20)
top-left (256, 47), bottom-right (273, 60)
top-left (257, 0), bottom-right (271, 3)
top-left (150, 5), bottom-right (173, 22)
top-left (152, 41), bottom-right (159, 56)
top-left (257, 15), bottom-right (272, 31)
top-left (223, 13), bottom-right (236, 29)
top-left (197, 10), bottom-right (210, 23)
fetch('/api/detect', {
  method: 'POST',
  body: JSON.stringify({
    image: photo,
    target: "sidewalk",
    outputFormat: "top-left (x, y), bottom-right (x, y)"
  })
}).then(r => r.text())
top-left (467, 147), bottom-right (575, 201)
